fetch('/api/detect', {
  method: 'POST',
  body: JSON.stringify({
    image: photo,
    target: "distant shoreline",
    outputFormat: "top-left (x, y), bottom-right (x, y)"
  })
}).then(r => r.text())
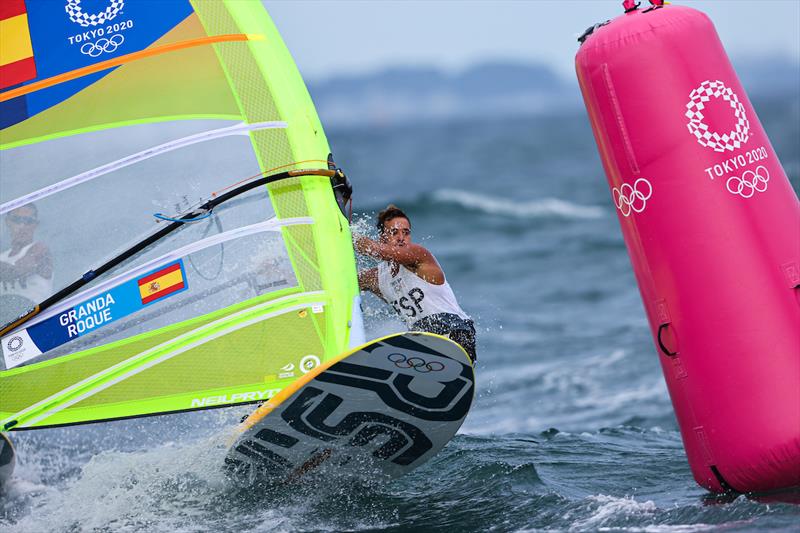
top-left (307, 57), bottom-right (800, 127)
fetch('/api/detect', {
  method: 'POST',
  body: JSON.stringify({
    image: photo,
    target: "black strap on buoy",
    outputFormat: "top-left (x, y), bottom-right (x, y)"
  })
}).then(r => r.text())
top-left (657, 323), bottom-right (678, 357)
top-left (578, 21), bottom-right (610, 44)
top-left (710, 465), bottom-right (740, 495)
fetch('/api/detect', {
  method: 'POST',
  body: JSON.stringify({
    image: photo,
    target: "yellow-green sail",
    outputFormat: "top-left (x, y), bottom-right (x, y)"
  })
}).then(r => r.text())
top-left (0, 1), bottom-right (363, 430)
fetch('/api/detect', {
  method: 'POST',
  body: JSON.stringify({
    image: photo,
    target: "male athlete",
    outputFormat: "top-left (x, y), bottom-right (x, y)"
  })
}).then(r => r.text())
top-left (0, 204), bottom-right (53, 324)
top-left (355, 204), bottom-right (477, 363)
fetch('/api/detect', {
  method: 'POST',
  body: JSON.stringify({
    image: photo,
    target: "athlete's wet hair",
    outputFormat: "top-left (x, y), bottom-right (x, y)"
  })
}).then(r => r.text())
top-left (377, 204), bottom-right (410, 234)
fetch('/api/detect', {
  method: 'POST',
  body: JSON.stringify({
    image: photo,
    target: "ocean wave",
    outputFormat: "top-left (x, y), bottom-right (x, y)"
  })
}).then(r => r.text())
top-left (430, 188), bottom-right (605, 220)
top-left (463, 347), bottom-right (672, 435)
top-left (571, 495), bottom-right (658, 531)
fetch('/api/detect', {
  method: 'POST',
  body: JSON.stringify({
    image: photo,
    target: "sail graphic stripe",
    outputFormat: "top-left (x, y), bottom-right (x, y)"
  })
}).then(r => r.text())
top-left (20, 301), bottom-right (326, 429)
top-left (0, 33), bottom-right (261, 102)
top-left (0, 121), bottom-right (287, 215)
top-left (1, 292), bottom-right (326, 429)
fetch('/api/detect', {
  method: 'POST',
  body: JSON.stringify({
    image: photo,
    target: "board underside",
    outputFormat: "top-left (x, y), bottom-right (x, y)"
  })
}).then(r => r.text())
top-left (224, 332), bottom-right (475, 485)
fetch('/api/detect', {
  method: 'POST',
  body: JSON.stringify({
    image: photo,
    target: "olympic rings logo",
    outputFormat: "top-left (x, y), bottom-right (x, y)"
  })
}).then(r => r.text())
top-left (612, 178), bottom-right (652, 217)
top-left (80, 34), bottom-right (124, 57)
top-left (387, 353), bottom-right (445, 373)
top-left (66, 0), bottom-right (125, 27)
top-left (686, 80), bottom-right (750, 153)
top-left (726, 165), bottom-right (769, 198)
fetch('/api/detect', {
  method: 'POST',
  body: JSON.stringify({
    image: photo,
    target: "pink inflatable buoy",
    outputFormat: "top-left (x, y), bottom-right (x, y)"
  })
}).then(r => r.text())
top-left (575, 2), bottom-right (800, 494)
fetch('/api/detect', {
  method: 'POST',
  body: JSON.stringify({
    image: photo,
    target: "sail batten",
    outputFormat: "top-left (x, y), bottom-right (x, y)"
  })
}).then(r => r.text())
top-left (1, 121), bottom-right (288, 214)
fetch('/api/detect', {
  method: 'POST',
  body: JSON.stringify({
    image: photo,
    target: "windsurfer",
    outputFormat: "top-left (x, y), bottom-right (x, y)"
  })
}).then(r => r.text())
top-left (355, 204), bottom-right (477, 363)
top-left (0, 204), bottom-right (53, 319)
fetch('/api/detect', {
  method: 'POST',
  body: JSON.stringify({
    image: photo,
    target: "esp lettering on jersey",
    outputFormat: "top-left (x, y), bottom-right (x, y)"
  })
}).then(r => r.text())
top-left (390, 276), bottom-right (426, 318)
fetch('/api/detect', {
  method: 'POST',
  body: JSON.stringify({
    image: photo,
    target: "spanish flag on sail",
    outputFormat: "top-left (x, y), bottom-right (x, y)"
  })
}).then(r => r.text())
top-left (138, 262), bottom-right (186, 305)
top-left (0, 0), bottom-right (36, 90)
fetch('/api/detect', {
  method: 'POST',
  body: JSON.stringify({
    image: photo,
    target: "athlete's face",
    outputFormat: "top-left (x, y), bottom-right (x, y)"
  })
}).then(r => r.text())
top-left (5, 206), bottom-right (37, 242)
top-left (381, 217), bottom-right (411, 247)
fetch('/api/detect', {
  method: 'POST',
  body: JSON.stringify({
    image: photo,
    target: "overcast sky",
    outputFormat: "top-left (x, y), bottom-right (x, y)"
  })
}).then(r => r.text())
top-left (265, 0), bottom-right (800, 82)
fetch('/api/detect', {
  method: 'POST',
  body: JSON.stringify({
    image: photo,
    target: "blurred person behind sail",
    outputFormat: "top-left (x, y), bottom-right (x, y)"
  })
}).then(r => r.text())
top-left (0, 204), bottom-right (53, 321)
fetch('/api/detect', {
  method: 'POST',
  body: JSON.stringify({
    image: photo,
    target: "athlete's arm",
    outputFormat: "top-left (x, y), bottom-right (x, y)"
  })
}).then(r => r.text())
top-left (0, 244), bottom-right (52, 281)
top-left (358, 267), bottom-right (379, 294)
top-left (355, 237), bottom-right (445, 285)
top-left (355, 236), bottom-right (431, 267)
top-left (0, 261), bottom-right (16, 283)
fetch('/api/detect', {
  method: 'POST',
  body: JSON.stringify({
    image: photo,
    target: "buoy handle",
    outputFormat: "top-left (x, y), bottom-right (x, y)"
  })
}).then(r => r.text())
top-left (623, 0), bottom-right (664, 13)
top-left (658, 323), bottom-right (678, 357)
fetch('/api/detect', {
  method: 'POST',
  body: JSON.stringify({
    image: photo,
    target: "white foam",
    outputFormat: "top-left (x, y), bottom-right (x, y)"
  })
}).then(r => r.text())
top-left (568, 495), bottom-right (724, 532)
top-left (431, 188), bottom-right (605, 220)
top-left (573, 494), bottom-right (658, 529)
top-left (608, 526), bottom-right (719, 533)
top-left (4, 437), bottom-right (233, 533)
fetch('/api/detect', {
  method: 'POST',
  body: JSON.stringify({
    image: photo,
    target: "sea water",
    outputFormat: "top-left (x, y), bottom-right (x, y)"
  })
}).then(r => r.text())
top-left (1, 97), bottom-right (798, 532)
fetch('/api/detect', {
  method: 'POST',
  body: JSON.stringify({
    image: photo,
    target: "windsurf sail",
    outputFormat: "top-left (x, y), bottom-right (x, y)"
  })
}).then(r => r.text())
top-left (0, 0), bottom-right (364, 430)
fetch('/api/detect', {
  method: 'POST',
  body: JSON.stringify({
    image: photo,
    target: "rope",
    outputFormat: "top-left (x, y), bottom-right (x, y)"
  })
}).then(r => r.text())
top-left (153, 210), bottom-right (213, 223)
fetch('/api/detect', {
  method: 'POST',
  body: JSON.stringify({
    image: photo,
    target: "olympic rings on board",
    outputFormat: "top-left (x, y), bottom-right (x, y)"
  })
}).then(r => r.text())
top-left (387, 353), bottom-right (445, 373)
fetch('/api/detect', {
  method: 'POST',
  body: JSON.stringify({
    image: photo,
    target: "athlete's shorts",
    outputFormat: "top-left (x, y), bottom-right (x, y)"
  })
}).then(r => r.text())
top-left (412, 313), bottom-right (477, 363)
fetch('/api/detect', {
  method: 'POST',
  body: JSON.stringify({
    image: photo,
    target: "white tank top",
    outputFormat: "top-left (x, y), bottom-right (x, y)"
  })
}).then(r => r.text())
top-left (0, 242), bottom-right (53, 304)
top-left (377, 261), bottom-right (469, 328)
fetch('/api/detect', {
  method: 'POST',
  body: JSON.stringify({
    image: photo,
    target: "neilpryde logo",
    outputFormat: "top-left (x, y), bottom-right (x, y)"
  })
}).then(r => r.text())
top-left (66, 0), bottom-right (124, 27)
top-left (686, 80), bottom-right (750, 153)
top-left (612, 178), bottom-right (652, 217)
